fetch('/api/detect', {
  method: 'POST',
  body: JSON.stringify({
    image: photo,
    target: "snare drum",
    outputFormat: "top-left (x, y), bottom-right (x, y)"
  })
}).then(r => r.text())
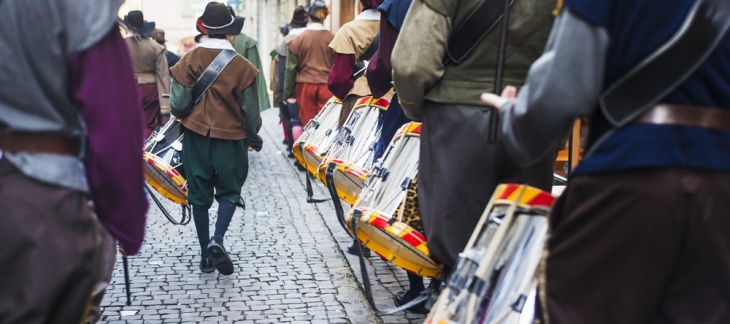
top-left (292, 97), bottom-right (342, 177)
top-left (426, 184), bottom-right (556, 324)
top-left (346, 123), bottom-right (442, 278)
top-left (318, 96), bottom-right (389, 204)
top-left (143, 117), bottom-right (187, 205)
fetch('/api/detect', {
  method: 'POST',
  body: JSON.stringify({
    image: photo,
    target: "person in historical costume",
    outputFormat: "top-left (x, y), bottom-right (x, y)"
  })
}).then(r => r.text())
top-left (365, 0), bottom-right (428, 312)
top-left (283, 0), bottom-right (335, 127)
top-left (228, 6), bottom-right (271, 113)
top-left (325, 0), bottom-right (382, 260)
top-left (123, 10), bottom-right (170, 140)
top-left (0, 0), bottom-right (148, 322)
top-left (481, 0), bottom-right (730, 322)
top-left (276, 7), bottom-right (309, 157)
top-left (392, 0), bottom-right (557, 279)
top-left (328, 0), bottom-right (381, 127)
top-left (169, 1), bottom-right (263, 275)
top-left (151, 28), bottom-right (181, 70)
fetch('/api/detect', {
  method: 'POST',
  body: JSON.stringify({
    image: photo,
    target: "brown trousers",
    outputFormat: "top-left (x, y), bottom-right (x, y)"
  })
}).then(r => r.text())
top-left (542, 168), bottom-right (730, 324)
top-left (295, 82), bottom-right (333, 127)
top-left (0, 158), bottom-right (99, 324)
top-left (139, 83), bottom-right (160, 140)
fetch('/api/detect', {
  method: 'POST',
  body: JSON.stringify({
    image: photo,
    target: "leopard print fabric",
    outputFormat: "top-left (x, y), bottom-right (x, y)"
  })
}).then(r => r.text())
top-left (398, 177), bottom-right (424, 233)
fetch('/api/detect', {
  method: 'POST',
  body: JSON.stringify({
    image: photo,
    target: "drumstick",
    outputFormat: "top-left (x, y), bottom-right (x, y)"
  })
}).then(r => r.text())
top-left (122, 255), bottom-right (132, 306)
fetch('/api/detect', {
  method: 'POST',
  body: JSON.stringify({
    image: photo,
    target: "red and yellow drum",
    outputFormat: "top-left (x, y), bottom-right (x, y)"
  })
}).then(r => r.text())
top-left (142, 118), bottom-right (187, 205)
top-left (319, 96), bottom-right (389, 204)
top-left (292, 97), bottom-right (342, 177)
top-left (426, 184), bottom-right (556, 324)
top-left (346, 122), bottom-right (442, 278)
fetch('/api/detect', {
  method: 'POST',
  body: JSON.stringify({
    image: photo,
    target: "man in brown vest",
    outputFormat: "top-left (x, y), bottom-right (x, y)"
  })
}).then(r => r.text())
top-left (123, 10), bottom-right (170, 140)
top-left (170, 2), bottom-right (263, 275)
top-left (283, 0), bottom-right (335, 127)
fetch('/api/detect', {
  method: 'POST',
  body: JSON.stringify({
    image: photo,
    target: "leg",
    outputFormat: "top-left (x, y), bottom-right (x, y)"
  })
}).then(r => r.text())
top-left (0, 159), bottom-right (98, 324)
top-left (181, 130), bottom-right (216, 267)
top-left (139, 83), bottom-right (160, 140)
top-left (542, 169), bottom-right (730, 324)
top-left (86, 224), bottom-right (117, 324)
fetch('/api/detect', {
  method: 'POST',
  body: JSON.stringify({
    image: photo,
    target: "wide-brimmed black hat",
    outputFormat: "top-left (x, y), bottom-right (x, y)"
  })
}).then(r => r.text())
top-left (196, 2), bottom-right (244, 36)
top-left (124, 10), bottom-right (156, 37)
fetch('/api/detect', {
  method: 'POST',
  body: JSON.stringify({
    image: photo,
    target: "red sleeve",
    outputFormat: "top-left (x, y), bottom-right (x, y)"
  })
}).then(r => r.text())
top-left (366, 19), bottom-right (398, 98)
top-left (328, 53), bottom-right (356, 100)
top-left (70, 27), bottom-right (148, 255)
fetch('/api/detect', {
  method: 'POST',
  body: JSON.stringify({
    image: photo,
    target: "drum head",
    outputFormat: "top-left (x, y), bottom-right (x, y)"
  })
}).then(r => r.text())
top-left (143, 152), bottom-right (187, 205)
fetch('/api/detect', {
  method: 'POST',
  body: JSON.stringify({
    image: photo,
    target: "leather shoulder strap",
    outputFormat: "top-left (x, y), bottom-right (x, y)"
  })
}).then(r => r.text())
top-left (599, 0), bottom-right (730, 127)
top-left (444, 0), bottom-right (515, 65)
top-left (193, 49), bottom-right (238, 105)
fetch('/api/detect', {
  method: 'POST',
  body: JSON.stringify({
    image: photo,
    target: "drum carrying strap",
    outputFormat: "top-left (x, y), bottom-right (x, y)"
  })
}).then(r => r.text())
top-left (299, 142), bottom-right (331, 204)
top-left (443, 0), bottom-right (515, 66)
top-left (349, 209), bottom-right (432, 315)
top-left (192, 49), bottom-right (237, 105)
top-left (590, 0), bottom-right (730, 153)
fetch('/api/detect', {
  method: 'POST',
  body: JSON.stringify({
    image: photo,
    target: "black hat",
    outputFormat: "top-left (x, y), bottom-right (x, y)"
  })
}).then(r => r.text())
top-left (124, 10), bottom-right (156, 37)
top-left (290, 6), bottom-right (308, 26)
top-left (196, 2), bottom-right (244, 36)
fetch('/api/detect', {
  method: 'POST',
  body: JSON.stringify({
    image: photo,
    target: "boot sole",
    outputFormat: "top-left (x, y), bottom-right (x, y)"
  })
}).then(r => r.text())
top-left (208, 245), bottom-right (234, 275)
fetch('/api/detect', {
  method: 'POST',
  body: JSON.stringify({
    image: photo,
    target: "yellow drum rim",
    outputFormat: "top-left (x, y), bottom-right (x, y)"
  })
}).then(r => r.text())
top-left (142, 152), bottom-right (187, 205)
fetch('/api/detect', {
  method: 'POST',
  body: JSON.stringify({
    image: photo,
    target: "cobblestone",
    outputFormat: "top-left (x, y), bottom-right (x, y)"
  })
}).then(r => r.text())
top-left (100, 109), bottom-right (425, 323)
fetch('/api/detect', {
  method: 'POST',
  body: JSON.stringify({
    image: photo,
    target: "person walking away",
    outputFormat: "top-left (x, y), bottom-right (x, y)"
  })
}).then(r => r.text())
top-left (481, 0), bottom-right (730, 322)
top-left (366, 0), bottom-right (427, 312)
top-left (328, 0), bottom-right (381, 127)
top-left (392, 0), bottom-right (557, 281)
top-left (151, 28), bottom-right (180, 129)
top-left (170, 1), bottom-right (263, 275)
top-left (276, 7), bottom-right (309, 156)
top-left (124, 10), bottom-right (171, 141)
top-left (283, 0), bottom-right (335, 127)
top-left (0, 0), bottom-right (148, 322)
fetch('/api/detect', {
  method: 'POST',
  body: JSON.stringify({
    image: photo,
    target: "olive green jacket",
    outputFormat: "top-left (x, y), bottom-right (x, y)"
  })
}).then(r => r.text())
top-left (392, 0), bottom-right (556, 120)
top-left (232, 33), bottom-right (271, 111)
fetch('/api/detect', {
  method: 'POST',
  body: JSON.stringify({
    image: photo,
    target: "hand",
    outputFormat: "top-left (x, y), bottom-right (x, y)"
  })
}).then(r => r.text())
top-left (119, 245), bottom-right (128, 257)
top-left (248, 146), bottom-right (254, 152)
top-left (481, 85), bottom-right (518, 109)
top-left (286, 98), bottom-right (297, 104)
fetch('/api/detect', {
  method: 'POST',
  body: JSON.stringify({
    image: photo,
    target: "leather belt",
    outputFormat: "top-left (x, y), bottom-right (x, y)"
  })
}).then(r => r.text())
top-left (134, 72), bottom-right (154, 76)
top-left (634, 104), bottom-right (730, 131)
top-left (0, 132), bottom-right (80, 155)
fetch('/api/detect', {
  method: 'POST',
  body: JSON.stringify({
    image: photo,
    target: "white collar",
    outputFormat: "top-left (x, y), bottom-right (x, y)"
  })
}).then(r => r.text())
top-left (306, 23), bottom-right (328, 31)
top-left (355, 9), bottom-right (380, 20)
top-left (196, 38), bottom-right (235, 50)
top-left (125, 31), bottom-right (140, 38)
top-left (289, 27), bottom-right (307, 36)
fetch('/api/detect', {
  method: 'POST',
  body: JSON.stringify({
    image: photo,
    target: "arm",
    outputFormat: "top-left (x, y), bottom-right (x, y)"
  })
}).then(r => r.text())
top-left (487, 9), bottom-right (609, 166)
top-left (284, 49), bottom-right (299, 99)
top-left (327, 53), bottom-right (356, 100)
top-left (71, 27), bottom-right (147, 255)
top-left (155, 48), bottom-right (171, 113)
top-left (366, 18), bottom-right (398, 98)
top-left (392, 0), bottom-right (450, 121)
top-left (240, 82), bottom-right (264, 151)
top-left (169, 78), bottom-right (194, 119)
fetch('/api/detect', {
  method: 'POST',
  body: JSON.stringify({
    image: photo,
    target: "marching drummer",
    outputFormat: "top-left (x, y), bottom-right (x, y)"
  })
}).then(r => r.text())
top-left (327, 0), bottom-right (382, 260)
top-left (169, 2), bottom-right (263, 275)
top-left (481, 0), bottom-right (730, 322)
top-left (392, 0), bottom-right (556, 282)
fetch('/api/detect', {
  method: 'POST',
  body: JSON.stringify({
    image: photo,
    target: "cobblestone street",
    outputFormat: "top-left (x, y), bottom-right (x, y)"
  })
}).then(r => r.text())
top-left (100, 109), bottom-right (427, 323)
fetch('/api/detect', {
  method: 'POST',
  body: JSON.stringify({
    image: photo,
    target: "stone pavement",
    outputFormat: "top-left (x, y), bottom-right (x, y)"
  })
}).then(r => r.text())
top-left (100, 109), bottom-right (427, 323)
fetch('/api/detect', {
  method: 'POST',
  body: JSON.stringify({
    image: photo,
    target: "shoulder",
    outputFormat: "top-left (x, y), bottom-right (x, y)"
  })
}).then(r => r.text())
top-left (420, 0), bottom-right (454, 16)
